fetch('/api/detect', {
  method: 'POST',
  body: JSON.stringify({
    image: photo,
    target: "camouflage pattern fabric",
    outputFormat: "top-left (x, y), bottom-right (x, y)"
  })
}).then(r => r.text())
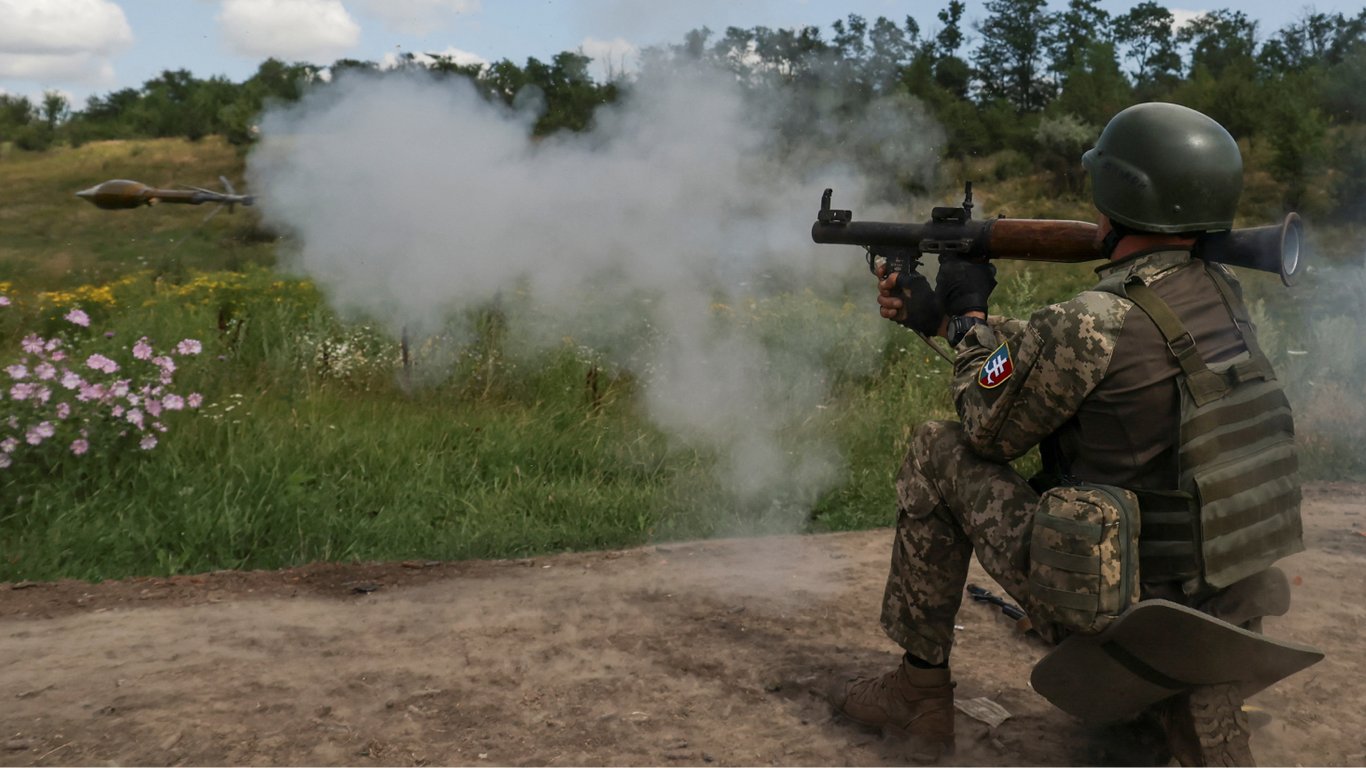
top-left (950, 290), bottom-right (1128, 462)
top-left (881, 419), bottom-right (1044, 665)
top-left (880, 258), bottom-right (1153, 663)
top-left (1028, 484), bottom-right (1142, 634)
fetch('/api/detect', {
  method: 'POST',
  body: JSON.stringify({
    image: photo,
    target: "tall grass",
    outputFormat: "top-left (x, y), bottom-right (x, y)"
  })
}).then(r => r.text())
top-left (2, 140), bottom-right (1361, 581)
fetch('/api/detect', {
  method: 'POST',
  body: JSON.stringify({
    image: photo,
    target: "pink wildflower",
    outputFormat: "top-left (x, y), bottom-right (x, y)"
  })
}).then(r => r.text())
top-left (111, 404), bottom-right (124, 418)
top-left (78, 382), bottom-right (105, 402)
top-left (85, 354), bottom-right (119, 374)
top-left (139, 434), bottom-right (157, 450)
top-left (0, 295), bottom-right (9, 307)
top-left (60, 370), bottom-right (83, 390)
top-left (163, 394), bottom-right (185, 411)
top-left (146, 398), bottom-right (162, 417)
top-left (44, 338), bottom-right (62, 352)
top-left (56, 402), bottom-right (71, 419)
top-left (5, 364), bottom-right (28, 380)
top-left (26, 424), bottom-right (50, 445)
top-left (152, 355), bottom-right (176, 373)
top-left (64, 308), bottom-right (91, 327)
top-left (133, 337), bottom-right (153, 361)
top-left (176, 339), bottom-right (203, 355)
top-left (70, 439), bottom-right (89, 456)
top-left (34, 385), bottom-right (50, 404)
top-left (110, 380), bottom-right (130, 398)
top-left (21, 335), bottom-right (43, 354)
top-left (34, 362), bottom-right (56, 381)
top-left (0, 437), bottom-right (16, 453)
top-left (187, 393), bottom-right (203, 408)
top-left (126, 408), bottom-right (144, 429)
top-left (9, 382), bottom-right (33, 401)
top-left (50, 350), bottom-right (66, 362)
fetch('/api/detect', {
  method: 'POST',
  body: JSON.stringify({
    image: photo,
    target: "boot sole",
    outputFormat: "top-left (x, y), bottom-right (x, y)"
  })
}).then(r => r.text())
top-left (1188, 684), bottom-right (1254, 766)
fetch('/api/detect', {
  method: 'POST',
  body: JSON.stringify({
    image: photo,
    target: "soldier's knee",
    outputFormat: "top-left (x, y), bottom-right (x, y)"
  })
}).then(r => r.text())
top-left (909, 420), bottom-right (973, 479)
top-left (909, 420), bottom-right (964, 456)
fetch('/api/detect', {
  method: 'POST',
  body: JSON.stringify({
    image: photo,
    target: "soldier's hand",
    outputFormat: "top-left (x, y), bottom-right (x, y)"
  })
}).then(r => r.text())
top-left (876, 265), bottom-right (946, 337)
top-left (935, 258), bottom-right (998, 316)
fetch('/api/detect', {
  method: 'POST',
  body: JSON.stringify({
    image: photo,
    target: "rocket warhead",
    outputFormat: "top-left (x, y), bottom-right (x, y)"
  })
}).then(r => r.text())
top-left (76, 179), bottom-right (156, 209)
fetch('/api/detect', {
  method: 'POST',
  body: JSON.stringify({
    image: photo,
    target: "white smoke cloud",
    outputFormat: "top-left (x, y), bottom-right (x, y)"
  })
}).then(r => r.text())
top-left (247, 66), bottom-right (941, 528)
top-left (0, 0), bottom-right (131, 83)
top-left (351, 0), bottom-right (480, 37)
top-left (217, 0), bottom-right (360, 62)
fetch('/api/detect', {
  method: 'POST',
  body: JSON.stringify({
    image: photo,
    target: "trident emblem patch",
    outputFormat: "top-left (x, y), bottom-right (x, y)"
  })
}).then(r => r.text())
top-left (978, 342), bottom-right (1014, 388)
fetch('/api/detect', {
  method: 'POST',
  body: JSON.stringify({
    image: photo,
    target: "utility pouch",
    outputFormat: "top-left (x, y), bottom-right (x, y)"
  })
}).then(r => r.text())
top-left (1029, 483), bottom-right (1141, 635)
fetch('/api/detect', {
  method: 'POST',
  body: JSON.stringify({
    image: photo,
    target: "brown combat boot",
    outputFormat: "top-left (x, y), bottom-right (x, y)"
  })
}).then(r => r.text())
top-left (1160, 684), bottom-right (1255, 766)
top-left (828, 658), bottom-right (956, 757)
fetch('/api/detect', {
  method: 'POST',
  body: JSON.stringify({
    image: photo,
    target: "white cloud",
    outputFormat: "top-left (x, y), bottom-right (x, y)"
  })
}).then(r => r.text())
top-left (351, 0), bottom-right (480, 37)
top-left (580, 36), bottom-right (638, 77)
top-left (1170, 9), bottom-right (1208, 31)
top-left (0, 0), bottom-right (131, 83)
top-left (379, 47), bottom-right (488, 70)
top-left (217, 0), bottom-right (360, 62)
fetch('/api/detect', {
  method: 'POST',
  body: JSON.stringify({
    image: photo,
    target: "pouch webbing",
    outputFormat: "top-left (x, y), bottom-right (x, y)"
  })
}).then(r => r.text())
top-left (1115, 263), bottom-right (1303, 589)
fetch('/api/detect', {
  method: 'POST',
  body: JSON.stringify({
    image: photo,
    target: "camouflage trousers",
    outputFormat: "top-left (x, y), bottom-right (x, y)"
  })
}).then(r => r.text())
top-left (880, 420), bottom-right (1042, 666)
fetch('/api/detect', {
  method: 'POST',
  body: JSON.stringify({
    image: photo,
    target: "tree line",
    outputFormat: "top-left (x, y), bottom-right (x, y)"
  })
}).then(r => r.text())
top-left (3, 0), bottom-right (1364, 220)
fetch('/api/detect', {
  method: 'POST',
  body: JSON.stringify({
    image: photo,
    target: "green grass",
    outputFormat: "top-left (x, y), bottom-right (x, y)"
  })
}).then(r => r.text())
top-left (1, 139), bottom-right (1362, 582)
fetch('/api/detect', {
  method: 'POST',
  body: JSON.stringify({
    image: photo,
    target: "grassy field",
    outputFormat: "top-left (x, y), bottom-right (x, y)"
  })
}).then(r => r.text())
top-left (1, 138), bottom-right (1362, 581)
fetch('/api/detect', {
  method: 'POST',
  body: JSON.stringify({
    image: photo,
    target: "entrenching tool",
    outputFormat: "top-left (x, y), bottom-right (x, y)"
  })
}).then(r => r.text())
top-left (1030, 599), bottom-right (1323, 724)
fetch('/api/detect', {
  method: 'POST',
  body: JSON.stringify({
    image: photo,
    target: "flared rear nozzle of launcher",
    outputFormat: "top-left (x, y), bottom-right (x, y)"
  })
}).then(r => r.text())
top-left (76, 177), bottom-right (254, 213)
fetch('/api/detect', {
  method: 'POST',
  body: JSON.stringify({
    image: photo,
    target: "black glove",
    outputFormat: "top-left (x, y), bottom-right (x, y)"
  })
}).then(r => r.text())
top-left (935, 257), bottom-right (997, 316)
top-left (895, 272), bottom-right (946, 336)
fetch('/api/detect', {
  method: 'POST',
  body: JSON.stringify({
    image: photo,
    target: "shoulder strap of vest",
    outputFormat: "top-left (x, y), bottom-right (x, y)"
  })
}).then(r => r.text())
top-left (1122, 280), bottom-right (1232, 407)
top-left (1199, 261), bottom-right (1277, 383)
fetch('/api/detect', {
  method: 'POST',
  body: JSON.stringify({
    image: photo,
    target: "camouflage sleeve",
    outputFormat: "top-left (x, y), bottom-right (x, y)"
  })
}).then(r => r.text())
top-left (950, 292), bottom-right (1129, 461)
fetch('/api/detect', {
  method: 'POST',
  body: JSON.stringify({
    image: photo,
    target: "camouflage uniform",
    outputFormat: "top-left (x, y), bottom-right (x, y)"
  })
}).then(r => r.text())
top-left (881, 249), bottom-right (1252, 665)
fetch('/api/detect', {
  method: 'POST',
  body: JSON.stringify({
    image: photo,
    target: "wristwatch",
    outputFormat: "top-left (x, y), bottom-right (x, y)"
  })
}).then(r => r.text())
top-left (946, 315), bottom-right (988, 347)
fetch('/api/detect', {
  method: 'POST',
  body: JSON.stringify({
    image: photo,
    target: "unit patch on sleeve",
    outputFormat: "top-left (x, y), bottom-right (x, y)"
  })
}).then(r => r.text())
top-left (978, 342), bottom-right (1014, 389)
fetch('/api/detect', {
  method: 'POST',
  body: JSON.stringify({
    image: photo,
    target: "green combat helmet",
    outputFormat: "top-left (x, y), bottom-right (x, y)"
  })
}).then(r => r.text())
top-left (1082, 102), bottom-right (1243, 234)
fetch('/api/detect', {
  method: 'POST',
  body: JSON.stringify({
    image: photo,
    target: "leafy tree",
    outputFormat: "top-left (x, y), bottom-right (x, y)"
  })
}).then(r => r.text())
top-left (1169, 57), bottom-right (1261, 139)
top-left (972, 0), bottom-right (1055, 112)
top-left (40, 91), bottom-right (70, 130)
top-left (1176, 9), bottom-right (1258, 79)
top-left (1034, 112), bottom-right (1096, 196)
top-left (1260, 73), bottom-right (1328, 210)
top-left (1047, 0), bottom-right (1112, 77)
top-left (0, 94), bottom-right (37, 144)
top-left (1321, 46), bottom-right (1366, 122)
top-left (1051, 41), bottom-right (1132, 127)
top-left (1114, 2), bottom-right (1182, 94)
top-left (864, 16), bottom-right (919, 92)
top-left (936, 1), bottom-right (967, 57)
top-left (1328, 126), bottom-right (1366, 222)
top-left (1259, 11), bottom-right (1341, 73)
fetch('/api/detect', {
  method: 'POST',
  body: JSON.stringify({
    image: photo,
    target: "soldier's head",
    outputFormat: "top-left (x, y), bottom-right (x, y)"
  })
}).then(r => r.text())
top-left (1083, 103), bottom-right (1243, 247)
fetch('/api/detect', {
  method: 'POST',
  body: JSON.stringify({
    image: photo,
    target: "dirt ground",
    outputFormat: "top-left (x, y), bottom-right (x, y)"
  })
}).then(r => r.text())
top-left (2, 483), bottom-right (1363, 767)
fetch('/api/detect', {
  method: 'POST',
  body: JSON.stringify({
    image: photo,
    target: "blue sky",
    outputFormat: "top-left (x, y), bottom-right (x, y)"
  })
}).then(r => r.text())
top-left (0, 0), bottom-right (1358, 108)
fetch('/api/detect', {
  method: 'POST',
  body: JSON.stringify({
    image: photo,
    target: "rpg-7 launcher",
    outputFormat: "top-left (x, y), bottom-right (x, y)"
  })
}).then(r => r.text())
top-left (812, 183), bottom-right (1303, 288)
